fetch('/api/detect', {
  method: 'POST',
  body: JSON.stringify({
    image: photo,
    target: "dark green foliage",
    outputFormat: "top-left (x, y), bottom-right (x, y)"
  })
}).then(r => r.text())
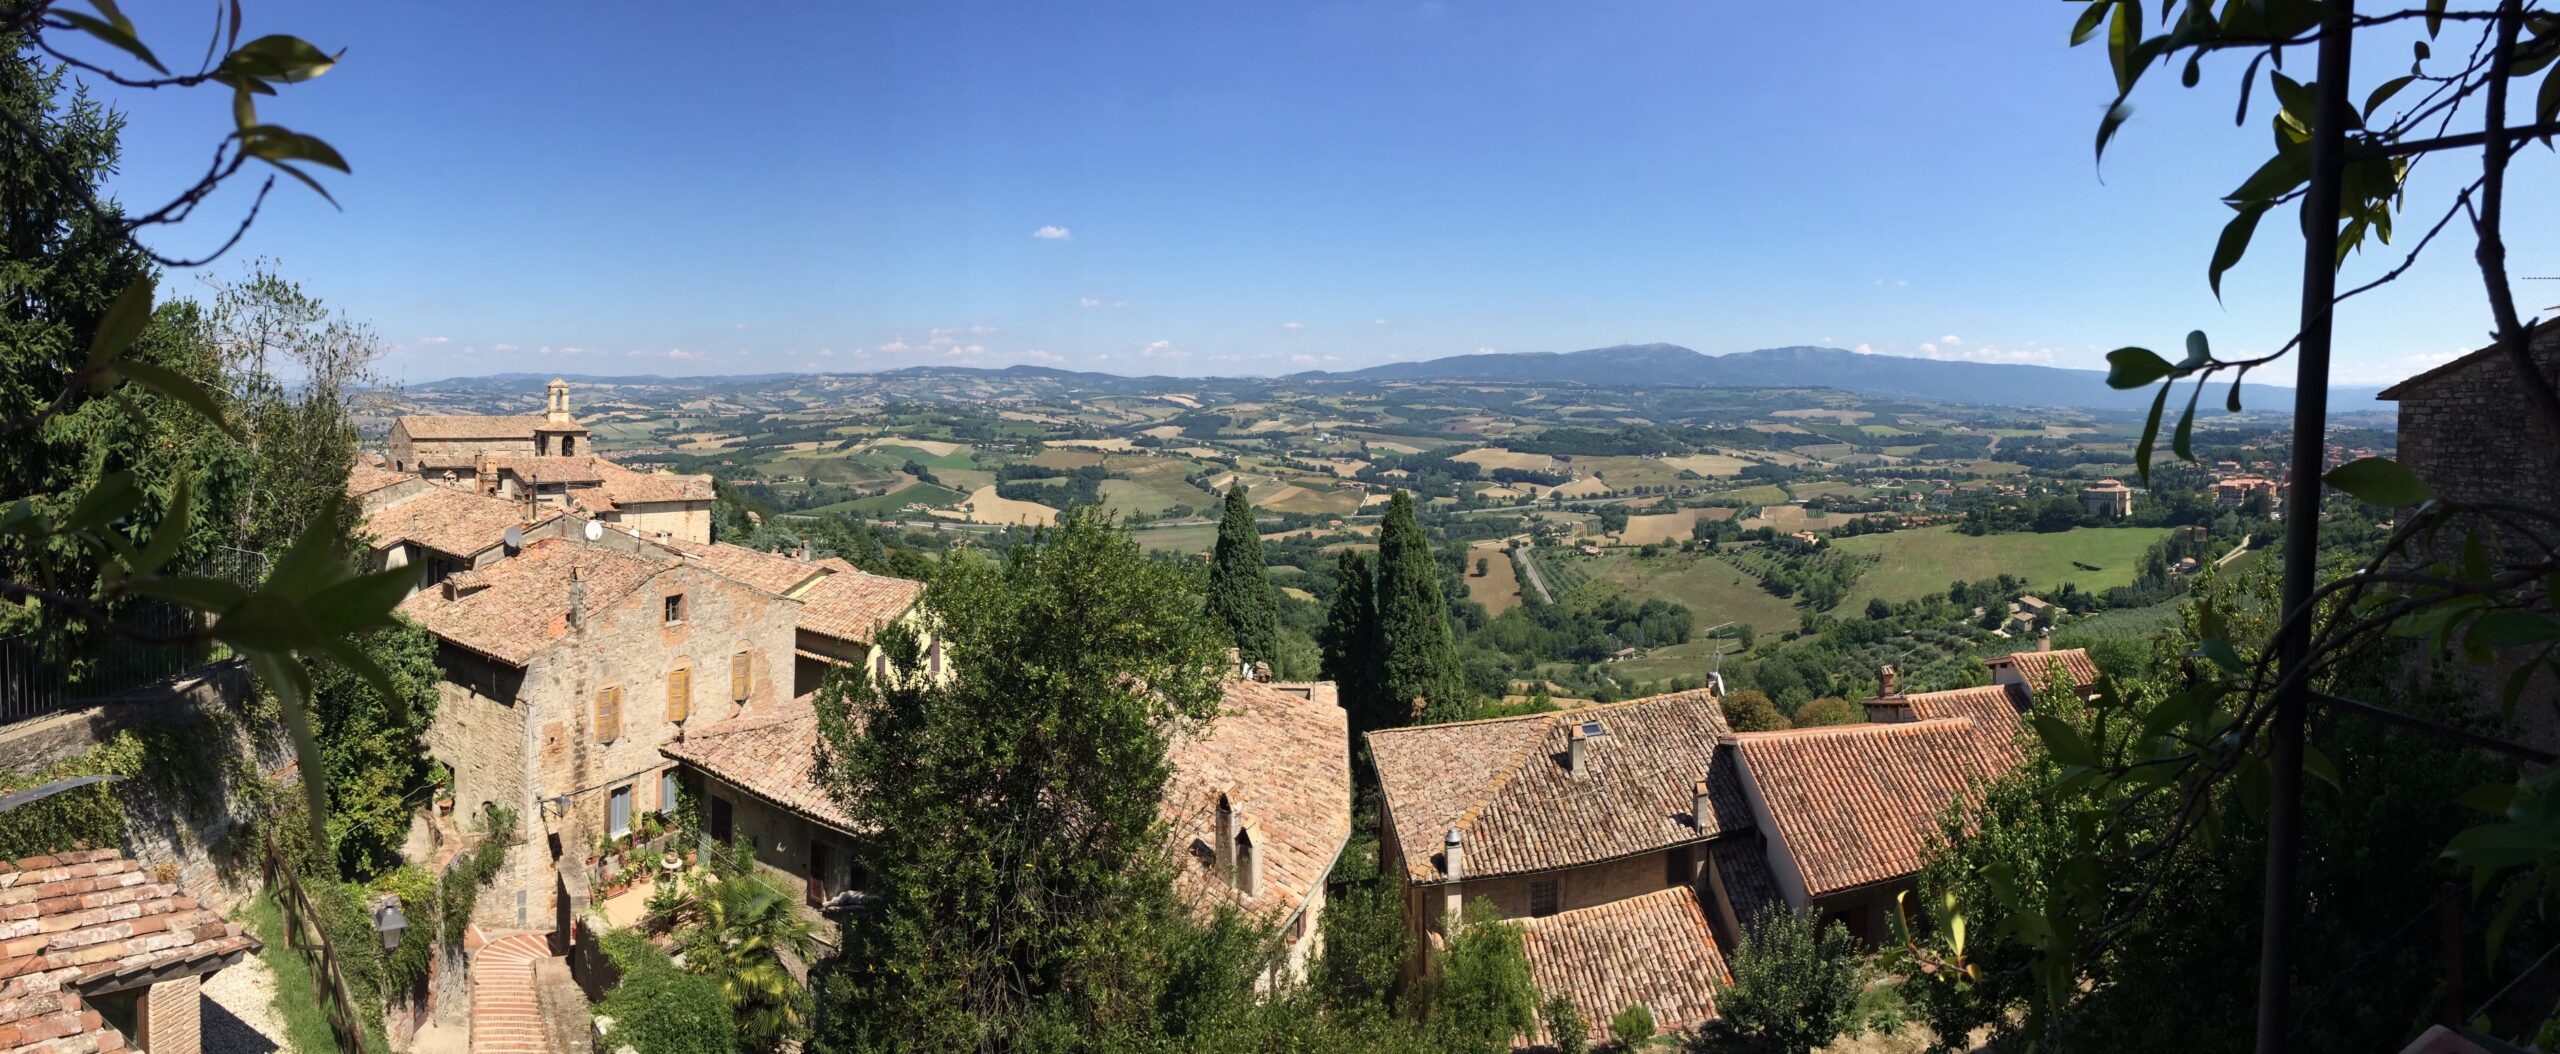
top-left (439, 804), bottom-right (518, 949)
top-left (1314, 835), bottom-right (1409, 1014)
top-left (1540, 995), bottom-right (1590, 1054)
top-left (1470, 595), bottom-right (1694, 664)
top-left (375, 865), bottom-right (436, 999)
top-left (1718, 689), bottom-right (1788, 733)
top-left (1607, 1003), bottom-right (1655, 1050)
top-left (1321, 549), bottom-right (1388, 740)
top-left (1427, 902), bottom-right (1540, 1053)
top-left (1207, 484), bottom-right (1280, 665)
top-left (1790, 696), bottom-right (1860, 727)
top-left (808, 510), bottom-right (1237, 1052)
top-left (1712, 904), bottom-right (1865, 1054)
top-left (1376, 492), bottom-right (1465, 723)
top-left (307, 878), bottom-right (387, 1021)
top-left (309, 621), bottom-right (440, 880)
top-left (600, 928), bottom-right (738, 1054)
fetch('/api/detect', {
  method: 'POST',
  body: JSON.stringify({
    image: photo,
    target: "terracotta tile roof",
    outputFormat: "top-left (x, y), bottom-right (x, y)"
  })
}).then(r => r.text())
top-left (345, 463), bottom-right (412, 498)
top-left (1266, 682), bottom-right (1339, 708)
top-left (589, 458), bottom-right (713, 504)
top-left (791, 570), bottom-right (924, 646)
top-left (655, 538), bottom-right (830, 597)
top-left (1164, 679), bottom-right (1353, 923)
top-left (395, 414), bottom-right (557, 440)
top-left (661, 697), bottom-right (855, 833)
top-left (1729, 687), bottom-right (2028, 899)
top-left (361, 485), bottom-right (556, 560)
top-left (394, 537), bottom-right (669, 665)
top-left (1708, 836), bottom-right (1781, 935)
top-left (479, 456), bottom-right (604, 485)
top-left (1518, 884), bottom-right (1729, 1047)
top-left (1368, 690), bottom-right (1745, 885)
top-left (0, 849), bottom-right (258, 1054)
top-left (1985, 647), bottom-right (2100, 695)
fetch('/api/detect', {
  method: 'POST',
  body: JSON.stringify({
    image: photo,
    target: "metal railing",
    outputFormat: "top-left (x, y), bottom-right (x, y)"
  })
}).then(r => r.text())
top-left (0, 603), bottom-right (236, 727)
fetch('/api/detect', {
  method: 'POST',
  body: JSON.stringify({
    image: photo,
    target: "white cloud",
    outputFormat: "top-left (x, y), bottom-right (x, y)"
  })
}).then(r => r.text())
top-left (1373, 318), bottom-right (1388, 326)
top-left (1941, 334), bottom-right (1963, 345)
top-left (947, 345), bottom-right (987, 358)
top-left (1141, 340), bottom-right (1188, 359)
top-left (1112, 300), bottom-right (1127, 308)
top-left (420, 336), bottom-right (452, 345)
top-left (1031, 225), bottom-right (1072, 240)
top-left (970, 324), bottom-right (997, 335)
top-left (1854, 343), bottom-right (1875, 355)
top-left (1023, 349), bottom-right (1063, 364)
top-left (1282, 321), bottom-right (1304, 331)
top-left (1079, 297), bottom-right (1103, 308)
top-left (665, 348), bottom-right (698, 360)
top-left (493, 343), bottom-right (518, 353)
top-left (1914, 341), bottom-right (2057, 364)
top-left (877, 339), bottom-right (910, 353)
top-left (816, 348), bottom-right (834, 357)
top-left (1919, 342), bottom-right (1940, 354)
top-left (1477, 346), bottom-right (1495, 354)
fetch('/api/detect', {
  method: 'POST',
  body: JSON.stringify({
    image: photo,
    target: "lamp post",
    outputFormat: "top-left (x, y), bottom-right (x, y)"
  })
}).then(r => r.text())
top-left (372, 899), bottom-right (408, 951)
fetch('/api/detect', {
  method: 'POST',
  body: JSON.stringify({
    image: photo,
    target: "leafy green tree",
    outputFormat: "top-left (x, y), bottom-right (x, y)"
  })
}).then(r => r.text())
top-left (1790, 696), bottom-right (1859, 728)
top-left (808, 509), bottom-right (1235, 1052)
top-left (1712, 904), bottom-right (1866, 1054)
top-left (1207, 483), bottom-right (1279, 666)
top-left (1377, 491), bottom-right (1464, 723)
top-left (1607, 1004), bottom-right (1655, 1051)
top-left (1540, 995), bottom-right (1590, 1054)
top-left (1427, 902), bottom-right (1539, 1054)
top-left (308, 621), bottom-right (439, 879)
top-left (677, 868), bottom-right (819, 1054)
top-left (1314, 836), bottom-right (1408, 1014)
top-left (1718, 689), bottom-right (1788, 733)
top-left (599, 929), bottom-right (736, 1054)
top-left (1321, 549), bottom-right (1388, 740)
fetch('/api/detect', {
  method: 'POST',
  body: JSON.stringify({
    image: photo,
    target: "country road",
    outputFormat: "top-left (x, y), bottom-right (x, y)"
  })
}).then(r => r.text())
top-left (1513, 545), bottom-right (1554, 606)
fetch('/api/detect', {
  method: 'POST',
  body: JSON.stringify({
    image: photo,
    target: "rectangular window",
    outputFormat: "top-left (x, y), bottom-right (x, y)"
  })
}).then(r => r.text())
top-left (608, 785), bottom-right (632, 839)
top-left (595, 685), bottom-right (622, 743)
top-left (709, 796), bottom-right (734, 844)
top-left (732, 650), bottom-right (752, 701)
top-left (1530, 879), bottom-right (1558, 918)
top-left (808, 840), bottom-right (832, 908)
top-left (1666, 846), bottom-right (1693, 887)
top-left (664, 594), bottom-right (685, 624)
top-left (667, 667), bottom-right (691, 723)
top-left (660, 768), bottom-right (679, 815)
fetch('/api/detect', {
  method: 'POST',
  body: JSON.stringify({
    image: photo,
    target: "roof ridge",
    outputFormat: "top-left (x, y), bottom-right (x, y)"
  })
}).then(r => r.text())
top-left (1368, 687), bottom-right (1711, 740)
top-left (1449, 711), bottom-right (1565, 837)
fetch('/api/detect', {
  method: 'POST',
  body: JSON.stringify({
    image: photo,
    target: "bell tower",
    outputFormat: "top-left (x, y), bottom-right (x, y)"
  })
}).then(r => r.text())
top-left (545, 378), bottom-right (573, 424)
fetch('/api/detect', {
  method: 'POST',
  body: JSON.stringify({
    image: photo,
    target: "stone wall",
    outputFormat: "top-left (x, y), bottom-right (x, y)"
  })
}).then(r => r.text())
top-left (390, 433), bottom-right (536, 474)
top-left (0, 662), bottom-right (282, 916)
top-left (608, 501), bottom-right (712, 546)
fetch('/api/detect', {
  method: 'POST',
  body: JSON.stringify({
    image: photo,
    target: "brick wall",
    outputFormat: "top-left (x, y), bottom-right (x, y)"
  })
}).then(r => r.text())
top-left (142, 974), bottom-right (200, 1054)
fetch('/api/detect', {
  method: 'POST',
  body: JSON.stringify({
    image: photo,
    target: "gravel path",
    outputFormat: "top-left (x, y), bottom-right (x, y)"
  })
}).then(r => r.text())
top-left (200, 953), bottom-right (286, 1054)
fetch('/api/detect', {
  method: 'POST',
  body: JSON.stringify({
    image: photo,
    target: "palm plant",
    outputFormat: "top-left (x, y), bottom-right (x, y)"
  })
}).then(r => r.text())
top-left (678, 868), bottom-right (818, 1053)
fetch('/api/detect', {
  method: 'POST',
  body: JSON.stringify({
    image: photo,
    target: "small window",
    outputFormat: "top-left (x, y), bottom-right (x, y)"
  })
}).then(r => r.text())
top-left (732, 649), bottom-right (753, 701)
top-left (608, 785), bottom-right (632, 839)
top-left (659, 768), bottom-right (679, 815)
top-left (596, 685), bottom-right (622, 743)
top-left (1666, 846), bottom-right (1693, 888)
top-left (927, 640), bottom-right (944, 679)
top-left (664, 594), bottom-right (686, 624)
top-left (1530, 879), bottom-right (1559, 918)
top-left (709, 796), bottom-right (734, 844)
top-left (667, 667), bottom-right (691, 723)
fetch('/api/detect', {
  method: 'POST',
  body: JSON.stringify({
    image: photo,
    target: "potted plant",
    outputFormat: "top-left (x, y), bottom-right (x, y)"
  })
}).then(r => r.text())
top-left (431, 764), bottom-right (454, 816)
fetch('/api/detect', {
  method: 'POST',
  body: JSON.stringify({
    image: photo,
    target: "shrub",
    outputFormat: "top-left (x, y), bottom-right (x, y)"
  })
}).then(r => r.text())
top-left (373, 865), bottom-right (437, 998)
top-left (306, 879), bottom-right (386, 1020)
top-left (597, 929), bottom-right (734, 1054)
top-left (1713, 904), bottom-right (1867, 1054)
top-left (439, 803), bottom-right (518, 948)
top-left (1792, 696), bottom-right (1861, 727)
top-left (1608, 1003), bottom-right (1655, 1050)
top-left (1540, 995), bottom-right (1590, 1054)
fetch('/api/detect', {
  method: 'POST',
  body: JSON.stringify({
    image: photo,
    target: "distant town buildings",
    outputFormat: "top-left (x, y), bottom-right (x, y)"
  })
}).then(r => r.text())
top-left (378, 379), bottom-right (716, 544)
top-left (2213, 474), bottom-right (2282, 512)
top-left (2078, 478), bottom-right (2134, 519)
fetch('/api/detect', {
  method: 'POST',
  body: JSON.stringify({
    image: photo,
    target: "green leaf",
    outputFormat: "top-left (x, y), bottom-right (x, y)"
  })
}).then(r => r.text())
top-left (238, 125), bottom-right (350, 173)
top-left (132, 473), bottom-right (191, 577)
top-left (256, 158), bottom-right (340, 210)
top-left (2226, 366), bottom-right (2249, 412)
top-left (2471, 611), bottom-right (2560, 649)
top-left (2365, 75), bottom-right (2416, 120)
top-left (110, 360), bottom-right (241, 439)
top-left (61, 472), bottom-right (140, 534)
top-left (2302, 743), bottom-right (2341, 792)
top-left (2170, 378), bottom-right (2202, 462)
top-left (85, 276), bottom-right (154, 369)
top-left (2181, 329), bottom-right (2211, 366)
top-left (2135, 381), bottom-right (2171, 485)
top-left (303, 565), bottom-right (417, 631)
top-left (247, 648), bottom-right (334, 859)
top-left (2192, 636), bottom-right (2245, 674)
top-left (2031, 713), bottom-right (2098, 767)
top-left (2324, 456), bottom-right (2436, 506)
top-left (50, 7), bottom-right (166, 75)
top-left (2458, 781), bottom-right (2519, 815)
top-left (2096, 98), bottom-right (2136, 163)
top-left (2108, 0), bottom-right (2144, 94)
top-left (220, 34), bottom-right (338, 83)
top-left (2504, 659), bottom-right (2545, 720)
top-left (2210, 202), bottom-right (2270, 299)
top-left (2226, 149), bottom-right (2310, 206)
top-left (232, 86), bottom-right (256, 132)
top-left (2538, 67), bottom-right (2560, 138)
top-left (2071, 1), bottom-right (2112, 46)
top-left (124, 575), bottom-right (249, 612)
top-left (2427, 0), bottom-right (2447, 37)
top-left (2105, 346), bottom-right (2175, 389)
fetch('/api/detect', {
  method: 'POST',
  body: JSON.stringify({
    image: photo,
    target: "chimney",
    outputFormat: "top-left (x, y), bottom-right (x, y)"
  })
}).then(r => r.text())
top-left (2037, 627), bottom-right (2053, 652)
top-left (798, 542), bottom-right (813, 563)
top-left (1441, 828), bottom-right (1464, 926)
top-left (1566, 722), bottom-right (1588, 775)
top-left (1878, 664), bottom-right (1900, 697)
top-left (1251, 660), bottom-right (1272, 683)
top-left (1213, 791), bottom-right (1237, 875)
top-left (1691, 779), bottom-right (1712, 831)
top-left (1235, 823), bottom-right (1262, 897)
top-left (1226, 646), bottom-right (1245, 679)
top-left (567, 561), bottom-right (588, 631)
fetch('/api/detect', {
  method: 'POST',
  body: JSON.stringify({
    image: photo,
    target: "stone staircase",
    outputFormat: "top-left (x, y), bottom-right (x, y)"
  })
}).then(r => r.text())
top-left (467, 930), bottom-right (551, 1054)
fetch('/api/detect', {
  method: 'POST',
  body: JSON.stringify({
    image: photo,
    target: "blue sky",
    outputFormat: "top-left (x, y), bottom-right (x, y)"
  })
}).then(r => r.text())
top-left (86, 1), bottom-right (2557, 385)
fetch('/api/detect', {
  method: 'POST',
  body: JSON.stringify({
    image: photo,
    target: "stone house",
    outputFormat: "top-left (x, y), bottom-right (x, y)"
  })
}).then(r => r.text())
top-left (658, 697), bottom-right (860, 917)
top-left (2078, 478), bottom-right (2134, 519)
top-left (0, 848), bottom-right (260, 1054)
top-left (2378, 320), bottom-right (2560, 751)
top-left (356, 482), bottom-right (560, 598)
top-left (470, 456), bottom-right (715, 545)
top-left (641, 536), bottom-right (926, 696)
top-left (387, 378), bottom-right (591, 473)
top-left (398, 536), bottom-right (801, 937)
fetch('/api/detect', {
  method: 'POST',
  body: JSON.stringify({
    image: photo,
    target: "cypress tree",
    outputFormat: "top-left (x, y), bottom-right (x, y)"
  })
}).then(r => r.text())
top-left (1375, 490), bottom-right (1464, 723)
top-left (1206, 483), bottom-right (1280, 665)
top-left (1320, 549), bottom-right (1385, 738)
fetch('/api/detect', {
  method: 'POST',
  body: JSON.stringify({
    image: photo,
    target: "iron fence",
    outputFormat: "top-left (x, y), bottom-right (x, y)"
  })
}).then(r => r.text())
top-left (0, 603), bottom-right (235, 726)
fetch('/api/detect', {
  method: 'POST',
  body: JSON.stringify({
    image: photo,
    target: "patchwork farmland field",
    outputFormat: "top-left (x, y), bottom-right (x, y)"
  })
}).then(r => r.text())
top-left (1830, 524), bottom-right (2171, 606)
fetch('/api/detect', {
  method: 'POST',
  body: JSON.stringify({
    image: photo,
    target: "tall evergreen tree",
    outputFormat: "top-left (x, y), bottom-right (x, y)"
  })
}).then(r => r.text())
top-left (1374, 491), bottom-right (1464, 724)
top-left (1320, 549), bottom-right (1385, 738)
top-left (1206, 483), bottom-right (1279, 666)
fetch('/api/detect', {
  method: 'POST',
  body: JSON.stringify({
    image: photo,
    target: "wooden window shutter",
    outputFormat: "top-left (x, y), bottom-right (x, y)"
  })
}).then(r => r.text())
top-left (597, 686), bottom-right (622, 742)
top-left (668, 667), bottom-right (691, 722)
top-left (732, 650), bottom-right (752, 701)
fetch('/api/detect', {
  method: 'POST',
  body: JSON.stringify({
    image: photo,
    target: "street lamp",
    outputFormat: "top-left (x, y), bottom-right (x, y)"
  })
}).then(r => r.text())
top-left (372, 899), bottom-right (408, 951)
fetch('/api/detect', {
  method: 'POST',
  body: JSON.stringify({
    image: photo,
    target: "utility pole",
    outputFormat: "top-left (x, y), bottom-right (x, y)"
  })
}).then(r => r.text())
top-left (2258, 2), bottom-right (2353, 1050)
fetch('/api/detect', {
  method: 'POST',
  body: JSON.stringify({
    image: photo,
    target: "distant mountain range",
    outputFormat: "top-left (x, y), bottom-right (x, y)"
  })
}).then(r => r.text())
top-left (1299, 343), bottom-right (2373, 411)
top-left (424, 343), bottom-right (2385, 413)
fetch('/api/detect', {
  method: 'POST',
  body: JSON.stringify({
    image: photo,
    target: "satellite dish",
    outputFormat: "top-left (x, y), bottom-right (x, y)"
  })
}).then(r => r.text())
top-left (584, 520), bottom-right (604, 542)
top-left (502, 525), bottom-right (524, 552)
